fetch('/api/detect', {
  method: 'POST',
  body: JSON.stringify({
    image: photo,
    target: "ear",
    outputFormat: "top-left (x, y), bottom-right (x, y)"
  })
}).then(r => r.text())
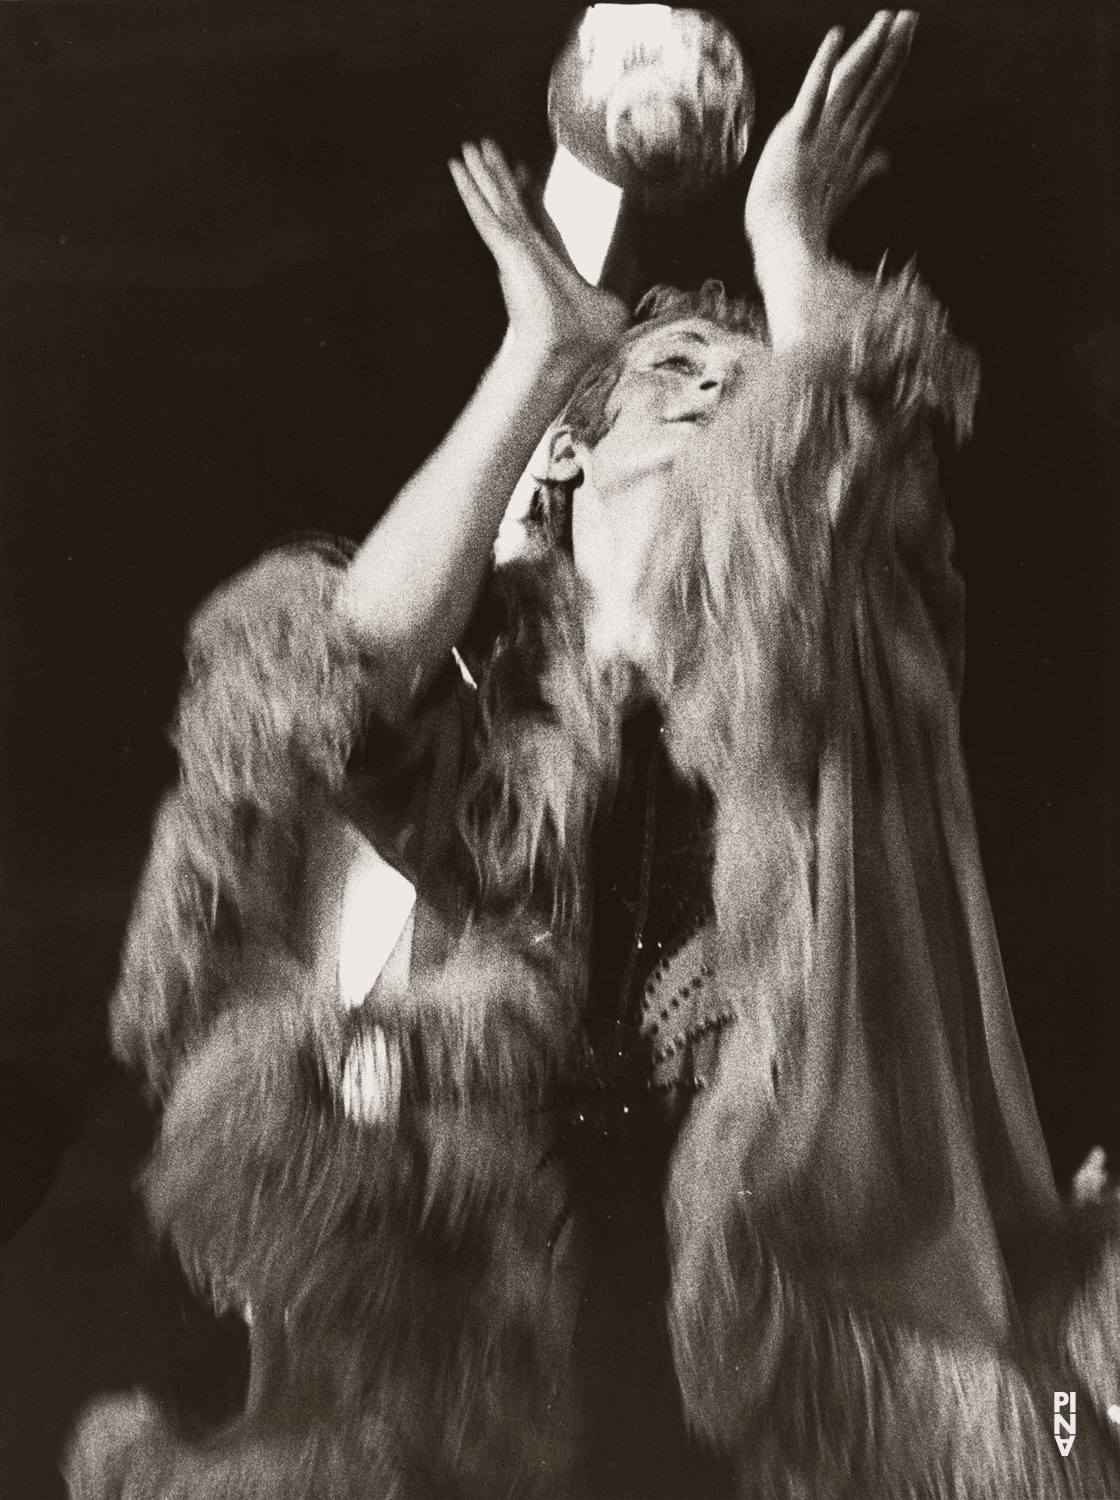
top-left (545, 425), bottom-right (582, 484)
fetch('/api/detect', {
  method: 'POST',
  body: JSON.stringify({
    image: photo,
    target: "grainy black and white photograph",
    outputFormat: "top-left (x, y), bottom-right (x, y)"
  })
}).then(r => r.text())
top-left (1, 2), bottom-right (1118, 1496)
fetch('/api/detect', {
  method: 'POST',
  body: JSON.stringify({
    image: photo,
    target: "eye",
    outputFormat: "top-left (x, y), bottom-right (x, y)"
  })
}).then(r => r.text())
top-left (653, 353), bottom-right (700, 375)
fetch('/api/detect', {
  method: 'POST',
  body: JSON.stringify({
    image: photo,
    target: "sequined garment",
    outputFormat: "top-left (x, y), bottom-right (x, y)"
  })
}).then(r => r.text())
top-left (557, 705), bottom-right (734, 1499)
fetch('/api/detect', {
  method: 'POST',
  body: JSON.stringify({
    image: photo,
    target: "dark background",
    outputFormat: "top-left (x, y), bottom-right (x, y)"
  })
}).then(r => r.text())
top-left (0, 1), bottom-right (1117, 1494)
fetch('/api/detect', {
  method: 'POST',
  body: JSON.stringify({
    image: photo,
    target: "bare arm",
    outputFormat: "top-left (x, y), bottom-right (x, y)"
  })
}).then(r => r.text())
top-left (745, 11), bottom-right (917, 350)
top-left (334, 141), bottom-right (626, 718)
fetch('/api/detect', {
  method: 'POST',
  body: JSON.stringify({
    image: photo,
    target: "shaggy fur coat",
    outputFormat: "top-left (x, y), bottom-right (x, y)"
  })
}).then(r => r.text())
top-left (65, 268), bottom-right (1120, 1499)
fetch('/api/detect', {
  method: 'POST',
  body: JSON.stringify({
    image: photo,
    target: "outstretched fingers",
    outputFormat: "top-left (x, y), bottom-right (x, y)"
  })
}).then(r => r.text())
top-left (460, 141), bottom-right (513, 223)
top-left (477, 138), bottom-right (534, 226)
top-left (450, 139), bottom-right (540, 261)
top-left (448, 154), bottom-right (506, 257)
top-left (823, 11), bottom-right (894, 124)
top-left (477, 137), bottom-right (586, 280)
top-left (792, 26), bottom-right (846, 134)
top-left (838, 12), bottom-right (917, 152)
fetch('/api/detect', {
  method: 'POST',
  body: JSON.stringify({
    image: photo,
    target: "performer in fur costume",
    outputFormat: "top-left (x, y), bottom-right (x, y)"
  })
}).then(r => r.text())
top-left (66, 13), bottom-right (1120, 1499)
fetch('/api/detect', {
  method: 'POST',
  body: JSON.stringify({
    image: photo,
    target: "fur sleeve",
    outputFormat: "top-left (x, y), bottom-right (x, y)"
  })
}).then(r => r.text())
top-left (845, 261), bottom-right (979, 440)
top-left (66, 957), bottom-right (584, 1500)
top-left (111, 545), bottom-right (384, 1099)
top-left (753, 264), bottom-right (976, 697)
top-left (774, 261), bottom-right (979, 445)
top-left (174, 545), bottom-right (380, 820)
top-left (750, 264), bottom-right (978, 521)
top-left (840, 265), bottom-right (975, 697)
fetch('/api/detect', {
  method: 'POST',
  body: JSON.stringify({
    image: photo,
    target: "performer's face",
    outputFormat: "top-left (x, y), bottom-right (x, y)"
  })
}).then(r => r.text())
top-left (569, 316), bottom-right (754, 672)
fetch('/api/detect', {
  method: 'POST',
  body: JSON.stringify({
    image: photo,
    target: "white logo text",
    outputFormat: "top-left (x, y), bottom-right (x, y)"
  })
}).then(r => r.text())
top-left (1054, 1391), bottom-right (1076, 1456)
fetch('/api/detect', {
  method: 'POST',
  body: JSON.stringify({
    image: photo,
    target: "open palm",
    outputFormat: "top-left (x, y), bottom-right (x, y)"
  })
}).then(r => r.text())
top-left (745, 11), bottom-right (917, 265)
top-left (450, 139), bottom-right (628, 364)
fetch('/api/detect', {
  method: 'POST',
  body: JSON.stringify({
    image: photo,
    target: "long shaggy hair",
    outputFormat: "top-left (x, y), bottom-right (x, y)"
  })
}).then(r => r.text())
top-left (467, 277), bottom-right (849, 1057)
top-left (79, 269), bottom-right (1002, 1499)
top-left (451, 274), bottom-right (1120, 1500)
top-left (461, 268), bottom-right (982, 1094)
top-left (467, 267), bottom-right (976, 1040)
top-left (458, 544), bottom-right (623, 954)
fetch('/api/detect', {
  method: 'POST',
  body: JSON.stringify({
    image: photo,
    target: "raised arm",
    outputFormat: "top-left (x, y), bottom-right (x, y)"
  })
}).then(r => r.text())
top-left (334, 140), bottom-right (626, 718)
top-left (741, 11), bottom-right (976, 671)
top-left (745, 11), bottom-right (917, 350)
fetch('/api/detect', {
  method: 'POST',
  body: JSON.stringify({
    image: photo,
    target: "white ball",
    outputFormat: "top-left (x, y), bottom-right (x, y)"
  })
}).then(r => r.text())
top-left (548, 4), bottom-right (754, 213)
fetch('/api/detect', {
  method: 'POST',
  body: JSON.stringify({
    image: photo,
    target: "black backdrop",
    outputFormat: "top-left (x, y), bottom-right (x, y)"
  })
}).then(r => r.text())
top-left (0, 0), bottom-right (1117, 1485)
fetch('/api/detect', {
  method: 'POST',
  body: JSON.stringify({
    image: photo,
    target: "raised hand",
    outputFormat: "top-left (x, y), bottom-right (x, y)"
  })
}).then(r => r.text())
top-left (745, 11), bottom-right (917, 271)
top-left (449, 139), bottom-right (627, 372)
top-left (338, 142), bottom-right (626, 713)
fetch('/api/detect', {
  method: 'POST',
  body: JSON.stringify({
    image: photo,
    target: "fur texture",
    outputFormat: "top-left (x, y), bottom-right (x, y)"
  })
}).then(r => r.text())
top-left (633, 274), bottom-right (1120, 1495)
top-left (110, 269), bottom-right (977, 1106)
top-left (88, 265), bottom-right (1115, 1500)
top-left (63, 1390), bottom-right (406, 1500)
top-left (660, 1187), bottom-right (1120, 1498)
top-left (111, 545), bottom-right (379, 1098)
top-left (368, 923), bottom-right (580, 1105)
top-left (496, 267), bottom-right (979, 1069)
top-left (459, 545), bottom-right (622, 945)
top-left (1006, 1192), bottom-right (1120, 1421)
top-left (485, 268), bottom-right (1117, 1500)
top-left (69, 965), bottom-right (585, 1500)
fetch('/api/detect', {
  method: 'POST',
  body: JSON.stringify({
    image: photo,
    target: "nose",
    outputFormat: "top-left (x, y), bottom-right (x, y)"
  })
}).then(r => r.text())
top-left (662, 370), bottom-right (723, 424)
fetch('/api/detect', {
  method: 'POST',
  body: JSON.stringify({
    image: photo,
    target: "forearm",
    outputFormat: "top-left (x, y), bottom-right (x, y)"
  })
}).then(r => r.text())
top-left (743, 11), bottom-right (918, 353)
top-left (334, 333), bottom-right (588, 715)
top-left (753, 232), bottom-right (870, 353)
